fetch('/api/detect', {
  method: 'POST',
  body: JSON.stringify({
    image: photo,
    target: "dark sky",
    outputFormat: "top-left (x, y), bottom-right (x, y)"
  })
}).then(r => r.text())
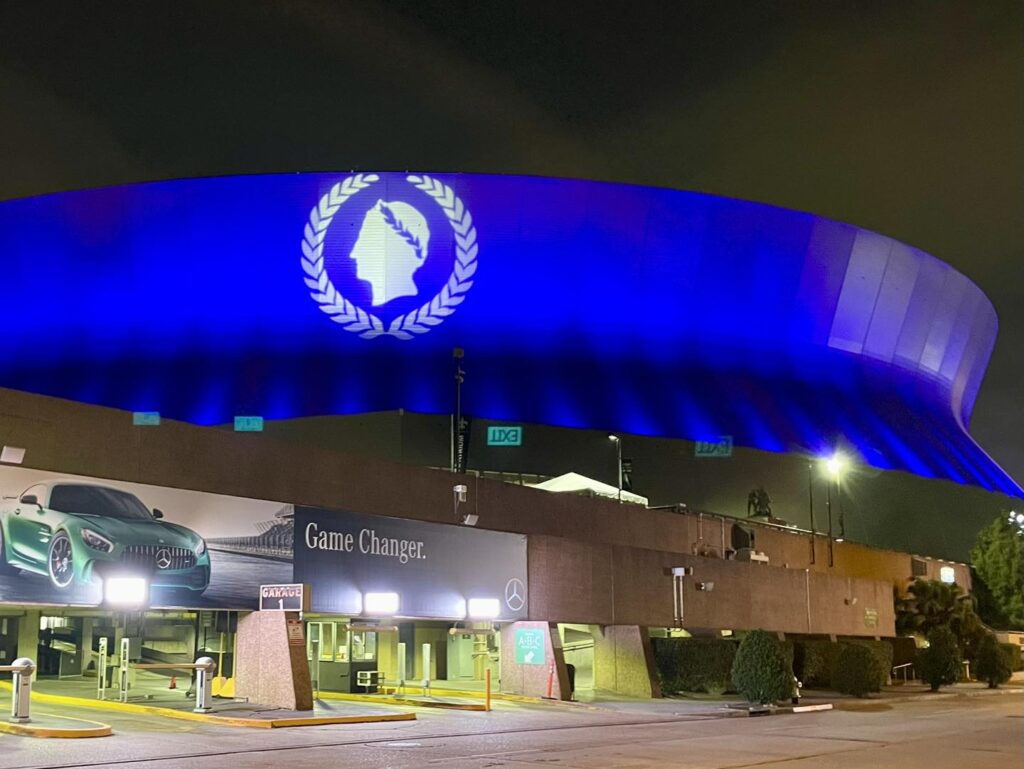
top-left (1, 1), bottom-right (1021, 481)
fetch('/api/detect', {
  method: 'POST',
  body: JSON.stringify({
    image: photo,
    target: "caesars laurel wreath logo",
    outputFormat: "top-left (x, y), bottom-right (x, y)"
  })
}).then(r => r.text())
top-left (300, 174), bottom-right (478, 340)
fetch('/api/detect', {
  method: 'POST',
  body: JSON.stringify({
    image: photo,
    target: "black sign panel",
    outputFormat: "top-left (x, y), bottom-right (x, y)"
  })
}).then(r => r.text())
top-left (294, 506), bottom-right (528, 620)
top-left (259, 583), bottom-right (307, 611)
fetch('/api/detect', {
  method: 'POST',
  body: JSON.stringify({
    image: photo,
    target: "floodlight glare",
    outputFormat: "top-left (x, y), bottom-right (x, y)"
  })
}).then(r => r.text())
top-left (824, 453), bottom-right (848, 479)
top-left (363, 592), bottom-right (399, 616)
top-left (608, 434), bottom-right (620, 442)
top-left (104, 576), bottom-right (148, 607)
top-left (467, 598), bottom-right (501, 619)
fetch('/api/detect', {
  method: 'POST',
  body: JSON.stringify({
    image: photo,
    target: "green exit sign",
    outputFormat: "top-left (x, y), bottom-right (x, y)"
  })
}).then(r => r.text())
top-left (487, 426), bottom-right (523, 446)
top-left (234, 416), bottom-right (264, 432)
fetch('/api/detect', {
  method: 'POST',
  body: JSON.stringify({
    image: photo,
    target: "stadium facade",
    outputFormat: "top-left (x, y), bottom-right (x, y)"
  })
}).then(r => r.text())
top-left (0, 173), bottom-right (1018, 703)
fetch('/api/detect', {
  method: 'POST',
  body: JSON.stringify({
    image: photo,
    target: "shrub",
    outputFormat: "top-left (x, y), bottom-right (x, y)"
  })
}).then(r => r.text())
top-left (731, 630), bottom-right (793, 705)
top-left (844, 640), bottom-right (893, 688)
top-left (1000, 643), bottom-right (1023, 672)
top-left (652, 638), bottom-right (737, 695)
top-left (974, 634), bottom-right (1012, 688)
top-left (831, 644), bottom-right (883, 697)
top-left (917, 626), bottom-right (962, 692)
top-left (794, 641), bottom-right (841, 689)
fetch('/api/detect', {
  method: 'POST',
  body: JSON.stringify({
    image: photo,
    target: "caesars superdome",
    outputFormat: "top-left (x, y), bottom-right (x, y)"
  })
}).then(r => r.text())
top-left (0, 172), bottom-right (1018, 497)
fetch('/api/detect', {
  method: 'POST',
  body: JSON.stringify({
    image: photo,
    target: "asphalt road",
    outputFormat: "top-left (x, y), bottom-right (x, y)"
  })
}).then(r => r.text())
top-left (0, 551), bottom-right (291, 609)
top-left (0, 692), bottom-right (1020, 768)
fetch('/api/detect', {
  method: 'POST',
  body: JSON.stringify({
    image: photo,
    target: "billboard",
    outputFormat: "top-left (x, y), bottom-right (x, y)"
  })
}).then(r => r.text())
top-left (0, 466), bottom-right (530, 618)
top-left (294, 506), bottom-right (528, 620)
top-left (0, 466), bottom-right (290, 609)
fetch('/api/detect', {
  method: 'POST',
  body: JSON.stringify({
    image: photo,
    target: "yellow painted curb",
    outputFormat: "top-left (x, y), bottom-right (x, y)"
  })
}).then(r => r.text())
top-left (0, 682), bottom-right (415, 729)
top-left (318, 690), bottom-right (487, 711)
top-left (0, 714), bottom-right (112, 739)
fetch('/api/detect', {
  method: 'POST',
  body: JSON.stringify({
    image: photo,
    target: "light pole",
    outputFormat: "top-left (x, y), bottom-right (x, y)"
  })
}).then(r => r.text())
top-left (823, 453), bottom-right (848, 567)
top-left (608, 434), bottom-right (622, 503)
top-left (807, 462), bottom-right (816, 565)
top-left (451, 348), bottom-right (465, 473)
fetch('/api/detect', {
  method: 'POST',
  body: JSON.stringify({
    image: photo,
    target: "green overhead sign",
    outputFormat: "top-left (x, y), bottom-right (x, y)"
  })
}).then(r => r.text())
top-left (695, 436), bottom-right (732, 458)
top-left (487, 425), bottom-right (523, 446)
top-left (514, 628), bottom-right (546, 665)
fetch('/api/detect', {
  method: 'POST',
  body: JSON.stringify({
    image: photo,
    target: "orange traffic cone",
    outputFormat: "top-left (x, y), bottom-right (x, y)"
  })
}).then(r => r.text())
top-left (169, 676), bottom-right (177, 690)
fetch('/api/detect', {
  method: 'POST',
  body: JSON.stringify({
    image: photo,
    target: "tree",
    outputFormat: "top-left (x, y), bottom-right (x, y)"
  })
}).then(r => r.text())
top-left (731, 630), bottom-right (792, 705)
top-left (895, 579), bottom-right (986, 658)
top-left (917, 626), bottom-right (962, 692)
top-left (973, 633), bottom-right (1012, 689)
top-left (970, 514), bottom-right (1024, 630)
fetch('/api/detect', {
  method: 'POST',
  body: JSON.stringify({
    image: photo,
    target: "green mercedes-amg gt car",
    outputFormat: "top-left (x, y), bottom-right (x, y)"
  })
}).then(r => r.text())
top-left (0, 481), bottom-right (209, 593)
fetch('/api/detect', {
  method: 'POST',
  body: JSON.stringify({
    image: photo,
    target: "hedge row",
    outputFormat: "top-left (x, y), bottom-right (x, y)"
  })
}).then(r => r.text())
top-left (653, 638), bottom-right (737, 695)
top-left (793, 640), bottom-right (892, 689)
top-left (999, 643), bottom-right (1023, 672)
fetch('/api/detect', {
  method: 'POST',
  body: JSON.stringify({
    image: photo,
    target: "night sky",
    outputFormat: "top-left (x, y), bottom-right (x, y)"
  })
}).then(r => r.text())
top-left (1, 1), bottom-right (1021, 482)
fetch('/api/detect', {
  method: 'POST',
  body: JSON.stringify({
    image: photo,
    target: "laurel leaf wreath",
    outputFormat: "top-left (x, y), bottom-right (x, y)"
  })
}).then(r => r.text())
top-left (301, 173), bottom-right (478, 340)
top-left (379, 202), bottom-right (426, 262)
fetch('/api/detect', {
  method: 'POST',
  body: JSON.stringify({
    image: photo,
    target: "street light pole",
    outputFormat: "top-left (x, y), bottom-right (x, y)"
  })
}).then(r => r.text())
top-left (826, 476), bottom-right (834, 568)
top-left (807, 462), bottom-right (816, 565)
top-left (608, 434), bottom-right (622, 503)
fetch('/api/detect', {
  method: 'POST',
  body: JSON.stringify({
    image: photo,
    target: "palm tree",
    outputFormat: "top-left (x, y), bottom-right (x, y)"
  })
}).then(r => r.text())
top-left (896, 579), bottom-right (985, 658)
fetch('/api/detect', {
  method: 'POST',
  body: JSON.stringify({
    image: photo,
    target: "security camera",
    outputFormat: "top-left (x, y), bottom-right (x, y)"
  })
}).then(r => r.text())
top-left (453, 484), bottom-right (468, 503)
top-left (844, 597), bottom-right (858, 606)
top-left (696, 581), bottom-right (715, 592)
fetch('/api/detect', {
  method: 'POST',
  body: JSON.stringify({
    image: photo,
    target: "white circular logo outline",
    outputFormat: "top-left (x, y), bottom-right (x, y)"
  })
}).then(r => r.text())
top-left (504, 578), bottom-right (526, 612)
top-left (154, 547), bottom-right (172, 570)
top-left (300, 173), bottom-right (479, 340)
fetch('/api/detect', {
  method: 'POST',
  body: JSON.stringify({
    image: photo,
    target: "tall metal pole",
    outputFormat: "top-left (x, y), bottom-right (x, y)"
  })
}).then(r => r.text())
top-left (807, 462), bottom-right (816, 565)
top-left (826, 477), bottom-right (834, 567)
top-left (616, 438), bottom-right (622, 503)
top-left (452, 348), bottom-right (464, 473)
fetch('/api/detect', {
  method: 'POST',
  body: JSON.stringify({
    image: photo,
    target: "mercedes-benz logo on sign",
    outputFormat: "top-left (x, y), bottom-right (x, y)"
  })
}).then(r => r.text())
top-left (155, 548), bottom-right (172, 570)
top-left (504, 578), bottom-right (526, 612)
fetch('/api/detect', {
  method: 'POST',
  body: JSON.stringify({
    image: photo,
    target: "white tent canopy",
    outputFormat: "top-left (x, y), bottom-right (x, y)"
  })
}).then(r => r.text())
top-left (527, 472), bottom-right (648, 506)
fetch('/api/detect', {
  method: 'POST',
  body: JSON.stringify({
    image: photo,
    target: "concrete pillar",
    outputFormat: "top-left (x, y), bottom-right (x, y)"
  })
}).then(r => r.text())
top-left (17, 610), bottom-right (39, 660)
top-left (499, 622), bottom-right (571, 700)
top-left (592, 625), bottom-right (661, 698)
top-left (235, 612), bottom-right (313, 711)
top-left (80, 618), bottom-right (95, 674)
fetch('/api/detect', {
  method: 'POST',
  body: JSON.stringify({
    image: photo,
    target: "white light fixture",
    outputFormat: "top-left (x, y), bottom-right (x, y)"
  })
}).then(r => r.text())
top-left (467, 598), bottom-right (501, 619)
top-left (461, 512), bottom-right (479, 527)
top-left (363, 592), bottom-right (399, 616)
top-left (939, 566), bottom-right (956, 584)
top-left (104, 577), bottom-right (148, 607)
top-left (608, 434), bottom-right (620, 442)
top-left (0, 446), bottom-right (26, 465)
top-left (824, 452), bottom-right (848, 479)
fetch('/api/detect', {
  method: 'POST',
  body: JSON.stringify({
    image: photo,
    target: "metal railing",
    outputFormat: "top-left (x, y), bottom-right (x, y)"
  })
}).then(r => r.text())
top-left (892, 662), bottom-right (915, 684)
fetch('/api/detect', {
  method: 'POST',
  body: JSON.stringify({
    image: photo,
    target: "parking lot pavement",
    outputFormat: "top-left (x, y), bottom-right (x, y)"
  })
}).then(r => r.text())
top-left (0, 690), bottom-right (1020, 769)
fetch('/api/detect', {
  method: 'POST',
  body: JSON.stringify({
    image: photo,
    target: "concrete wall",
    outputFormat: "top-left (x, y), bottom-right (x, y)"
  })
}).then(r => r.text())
top-left (528, 535), bottom-right (896, 636)
top-left (0, 388), bottom-right (958, 635)
top-left (592, 625), bottom-right (660, 698)
top-left (499, 622), bottom-right (570, 700)
top-left (235, 611), bottom-right (312, 710)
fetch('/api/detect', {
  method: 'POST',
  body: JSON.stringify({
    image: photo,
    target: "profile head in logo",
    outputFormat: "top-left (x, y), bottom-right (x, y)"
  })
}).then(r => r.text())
top-left (349, 199), bottom-right (431, 306)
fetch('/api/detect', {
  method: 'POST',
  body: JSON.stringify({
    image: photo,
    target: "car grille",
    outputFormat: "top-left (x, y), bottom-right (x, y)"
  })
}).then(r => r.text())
top-left (121, 545), bottom-right (196, 570)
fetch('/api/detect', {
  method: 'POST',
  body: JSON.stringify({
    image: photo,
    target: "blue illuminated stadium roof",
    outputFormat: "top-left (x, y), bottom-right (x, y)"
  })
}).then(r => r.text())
top-left (0, 172), bottom-right (1018, 496)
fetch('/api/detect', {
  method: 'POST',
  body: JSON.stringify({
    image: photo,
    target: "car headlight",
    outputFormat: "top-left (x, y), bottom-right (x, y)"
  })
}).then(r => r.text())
top-left (195, 538), bottom-right (206, 556)
top-left (81, 528), bottom-right (113, 553)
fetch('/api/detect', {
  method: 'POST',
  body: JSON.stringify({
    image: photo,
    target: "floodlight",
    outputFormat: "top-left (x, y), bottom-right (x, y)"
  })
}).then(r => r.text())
top-left (0, 446), bottom-right (26, 465)
top-left (364, 592), bottom-right (399, 615)
top-left (468, 598), bottom-right (501, 619)
top-left (104, 577), bottom-right (148, 607)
